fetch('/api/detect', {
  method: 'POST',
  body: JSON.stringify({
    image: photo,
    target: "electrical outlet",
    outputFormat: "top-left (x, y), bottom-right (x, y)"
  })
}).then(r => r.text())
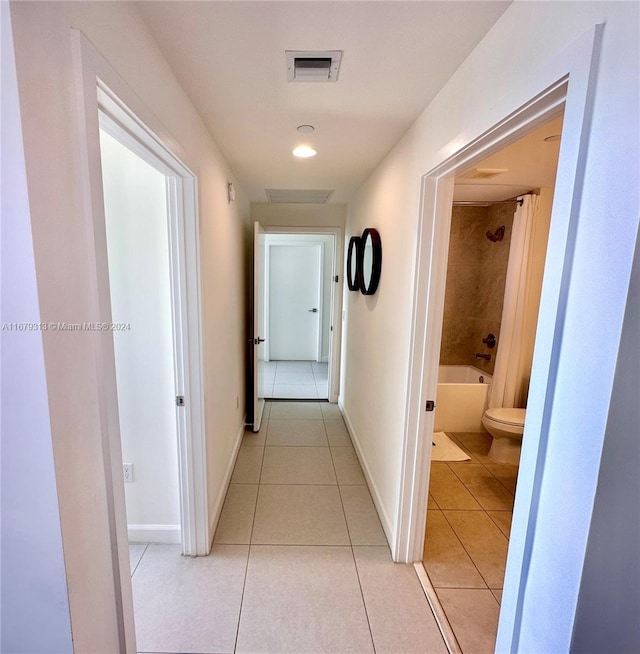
top-left (123, 463), bottom-right (134, 483)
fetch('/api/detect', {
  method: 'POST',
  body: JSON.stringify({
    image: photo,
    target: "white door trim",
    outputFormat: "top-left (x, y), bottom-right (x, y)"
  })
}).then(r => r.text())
top-left (263, 242), bottom-right (271, 362)
top-left (317, 242), bottom-right (325, 363)
top-left (261, 226), bottom-right (343, 403)
top-left (72, 29), bottom-right (209, 651)
top-left (396, 23), bottom-right (603, 653)
top-left (97, 84), bottom-right (208, 560)
top-left (252, 221), bottom-right (266, 431)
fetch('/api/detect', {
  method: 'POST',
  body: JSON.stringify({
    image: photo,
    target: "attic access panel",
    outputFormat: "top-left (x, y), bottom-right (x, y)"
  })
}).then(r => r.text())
top-left (265, 189), bottom-right (335, 204)
top-left (286, 50), bottom-right (343, 82)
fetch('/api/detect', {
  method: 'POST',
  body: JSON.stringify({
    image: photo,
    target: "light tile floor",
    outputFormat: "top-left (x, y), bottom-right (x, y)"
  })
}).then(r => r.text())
top-left (260, 361), bottom-right (328, 399)
top-left (423, 431), bottom-right (518, 653)
top-left (129, 401), bottom-right (448, 654)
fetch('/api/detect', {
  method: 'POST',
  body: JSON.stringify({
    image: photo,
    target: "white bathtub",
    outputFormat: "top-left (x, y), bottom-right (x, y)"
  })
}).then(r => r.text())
top-left (434, 365), bottom-right (492, 432)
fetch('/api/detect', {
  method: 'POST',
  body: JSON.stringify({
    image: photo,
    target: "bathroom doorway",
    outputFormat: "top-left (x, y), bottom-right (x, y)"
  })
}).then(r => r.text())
top-left (421, 114), bottom-right (563, 651)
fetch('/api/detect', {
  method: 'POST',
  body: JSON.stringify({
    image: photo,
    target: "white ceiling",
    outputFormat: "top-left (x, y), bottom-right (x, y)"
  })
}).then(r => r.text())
top-left (453, 114), bottom-right (564, 202)
top-left (135, 1), bottom-right (511, 203)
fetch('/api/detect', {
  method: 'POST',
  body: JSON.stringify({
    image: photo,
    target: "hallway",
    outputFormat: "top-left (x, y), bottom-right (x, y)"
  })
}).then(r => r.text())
top-left (129, 401), bottom-right (447, 653)
top-left (262, 361), bottom-right (329, 399)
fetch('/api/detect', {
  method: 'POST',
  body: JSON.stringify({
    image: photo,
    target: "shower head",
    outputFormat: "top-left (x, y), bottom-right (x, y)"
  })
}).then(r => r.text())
top-left (487, 226), bottom-right (505, 242)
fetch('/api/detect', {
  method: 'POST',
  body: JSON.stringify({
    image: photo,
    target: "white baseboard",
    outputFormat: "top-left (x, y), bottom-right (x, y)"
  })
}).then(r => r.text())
top-left (208, 418), bottom-right (246, 546)
top-left (128, 524), bottom-right (180, 544)
top-left (339, 403), bottom-right (394, 549)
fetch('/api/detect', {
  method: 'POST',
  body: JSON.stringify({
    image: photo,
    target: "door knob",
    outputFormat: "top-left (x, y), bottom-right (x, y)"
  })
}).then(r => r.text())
top-left (308, 308), bottom-right (318, 313)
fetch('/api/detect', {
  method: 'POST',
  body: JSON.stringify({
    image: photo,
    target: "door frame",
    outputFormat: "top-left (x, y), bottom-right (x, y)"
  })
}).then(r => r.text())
top-left (261, 226), bottom-right (343, 403)
top-left (73, 30), bottom-right (209, 651)
top-left (264, 240), bottom-right (324, 363)
top-left (97, 97), bottom-right (208, 557)
top-left (395, 24), bottom-right (603, 652)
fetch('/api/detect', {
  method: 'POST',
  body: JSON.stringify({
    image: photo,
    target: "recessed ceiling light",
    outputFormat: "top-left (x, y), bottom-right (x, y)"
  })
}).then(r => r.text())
top-left (293, 145), bottom-right (317, 158)
top-left (544, 134), bottom-right (561, 142)
top-left (297, 124), bottom-right (315, 134)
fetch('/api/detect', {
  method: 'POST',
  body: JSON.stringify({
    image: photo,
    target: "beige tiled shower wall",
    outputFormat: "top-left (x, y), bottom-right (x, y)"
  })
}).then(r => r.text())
top-left (440, 203), bottom-right (516, 375)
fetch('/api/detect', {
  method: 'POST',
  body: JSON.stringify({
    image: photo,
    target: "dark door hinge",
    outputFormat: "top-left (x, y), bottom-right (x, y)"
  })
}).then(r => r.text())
top-left (334, 275), bottom-right (339, 283)
top-left (425, 400), bottom-right (435, 412)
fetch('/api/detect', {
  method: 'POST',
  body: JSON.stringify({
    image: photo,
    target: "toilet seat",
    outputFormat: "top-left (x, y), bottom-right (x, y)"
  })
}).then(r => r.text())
top-left (484, 408), bottom-right (526, 428)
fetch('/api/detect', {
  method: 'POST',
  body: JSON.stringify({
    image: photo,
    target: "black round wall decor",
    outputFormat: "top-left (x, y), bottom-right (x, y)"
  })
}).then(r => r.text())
top-left (360, 228), bottom-right (382, 295)
top-left (346, 236), bottom-right (362, 291)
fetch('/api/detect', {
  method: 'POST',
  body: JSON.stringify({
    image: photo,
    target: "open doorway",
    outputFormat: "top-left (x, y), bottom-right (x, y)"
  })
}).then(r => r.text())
top-left (94, 86), bottom-right (210, 650)
top-left (420, 114), bottom-right (563, 651)
top-left (99, 126), bottom-right (182, 548)
top-left (262, 233), bottom-right (334, 400)
top-left (251, 226), bottom-right (342, 416)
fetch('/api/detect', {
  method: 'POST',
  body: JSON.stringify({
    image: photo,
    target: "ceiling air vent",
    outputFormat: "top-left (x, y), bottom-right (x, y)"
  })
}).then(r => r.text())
top-left (265, 189), bottom-right (334, 204)
top-left (286, 51), bottom-right (343, 83)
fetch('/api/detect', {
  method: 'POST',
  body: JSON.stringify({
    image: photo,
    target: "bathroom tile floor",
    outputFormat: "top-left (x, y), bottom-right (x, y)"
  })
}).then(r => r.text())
top-left (260, 360), bottom-right (328, 399)
top-left (423, 431), bottom-right (518, 653)
top-left (128, 401), bottom-right (448, 654)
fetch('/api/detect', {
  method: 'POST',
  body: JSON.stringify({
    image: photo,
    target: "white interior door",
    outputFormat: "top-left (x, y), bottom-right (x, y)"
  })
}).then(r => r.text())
top-left (268, 244), bottom-right (322, 360)
top-left (252, 221), bottom-right (266, 431)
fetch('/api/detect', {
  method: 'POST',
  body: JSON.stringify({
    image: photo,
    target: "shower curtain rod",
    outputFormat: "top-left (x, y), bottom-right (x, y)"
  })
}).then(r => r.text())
top-left (453, 198), bottom-right (525, 207)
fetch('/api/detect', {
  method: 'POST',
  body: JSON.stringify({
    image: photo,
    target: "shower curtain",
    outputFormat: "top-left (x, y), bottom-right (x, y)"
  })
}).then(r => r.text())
top-left (489, 194), bottom-right (541, 409)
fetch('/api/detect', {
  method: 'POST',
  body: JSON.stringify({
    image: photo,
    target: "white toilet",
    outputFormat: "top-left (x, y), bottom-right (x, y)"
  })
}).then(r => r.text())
top-left (482, 408), bottom-right (526, 465)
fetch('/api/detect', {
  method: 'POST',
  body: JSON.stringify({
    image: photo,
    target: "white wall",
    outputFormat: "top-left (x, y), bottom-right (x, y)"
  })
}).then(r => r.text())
top-left (251, 202), bottom-right (346, 229)
top-left (9, 1), bottom-right (250, 649)
top-left (341, 2), bottom-right (639, 652)
top-left (0, 3), bottom-right (72, 649)
top-left (100, 130), bottom-right (181, 535)
top-left (570, 226), bottom-right (640, 653)
top-left (265, 233), bottom-right (334, 362)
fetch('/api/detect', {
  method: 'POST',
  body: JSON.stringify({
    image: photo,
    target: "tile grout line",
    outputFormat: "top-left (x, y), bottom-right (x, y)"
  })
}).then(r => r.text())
top-left (130, 542), bottom-right (149, 578)
top-left (447, 434), bottom-right (517, 497)
top-left (428, 508), bottom-right (490, 591)
top-left (430, 441), bottom-right (507, 588)
top-left (425, 437), bottom-right (512, 650)
top-left (232, 544), bottom-right (252, 651)
top-left (445, 459), bottom-right (515, 526)
top-left (485, 511), bottom-right (512, 539)
top-left (329, 437), bottom-right (378, 654)
top-left (445, 460), bottom-right (515, 512)
top-left (448, 433), bottom-right (479, 464)
top-left (436, 463), bottom-right (510, 587)
top-left (234, 403), bottom-right (270, 654)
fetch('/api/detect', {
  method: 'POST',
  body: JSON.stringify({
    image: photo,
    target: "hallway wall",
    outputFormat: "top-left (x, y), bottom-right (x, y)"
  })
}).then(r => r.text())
top-left (9, 1), bottom-right (250, 650)
top-left (571, 221), bottom-right (640, 653)
top-left (341, 2), bottom-right (639, 653)
top-left (1, 4), bottom-right (72, 650)
top-left (251, 202), bottom-right (346, 229)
